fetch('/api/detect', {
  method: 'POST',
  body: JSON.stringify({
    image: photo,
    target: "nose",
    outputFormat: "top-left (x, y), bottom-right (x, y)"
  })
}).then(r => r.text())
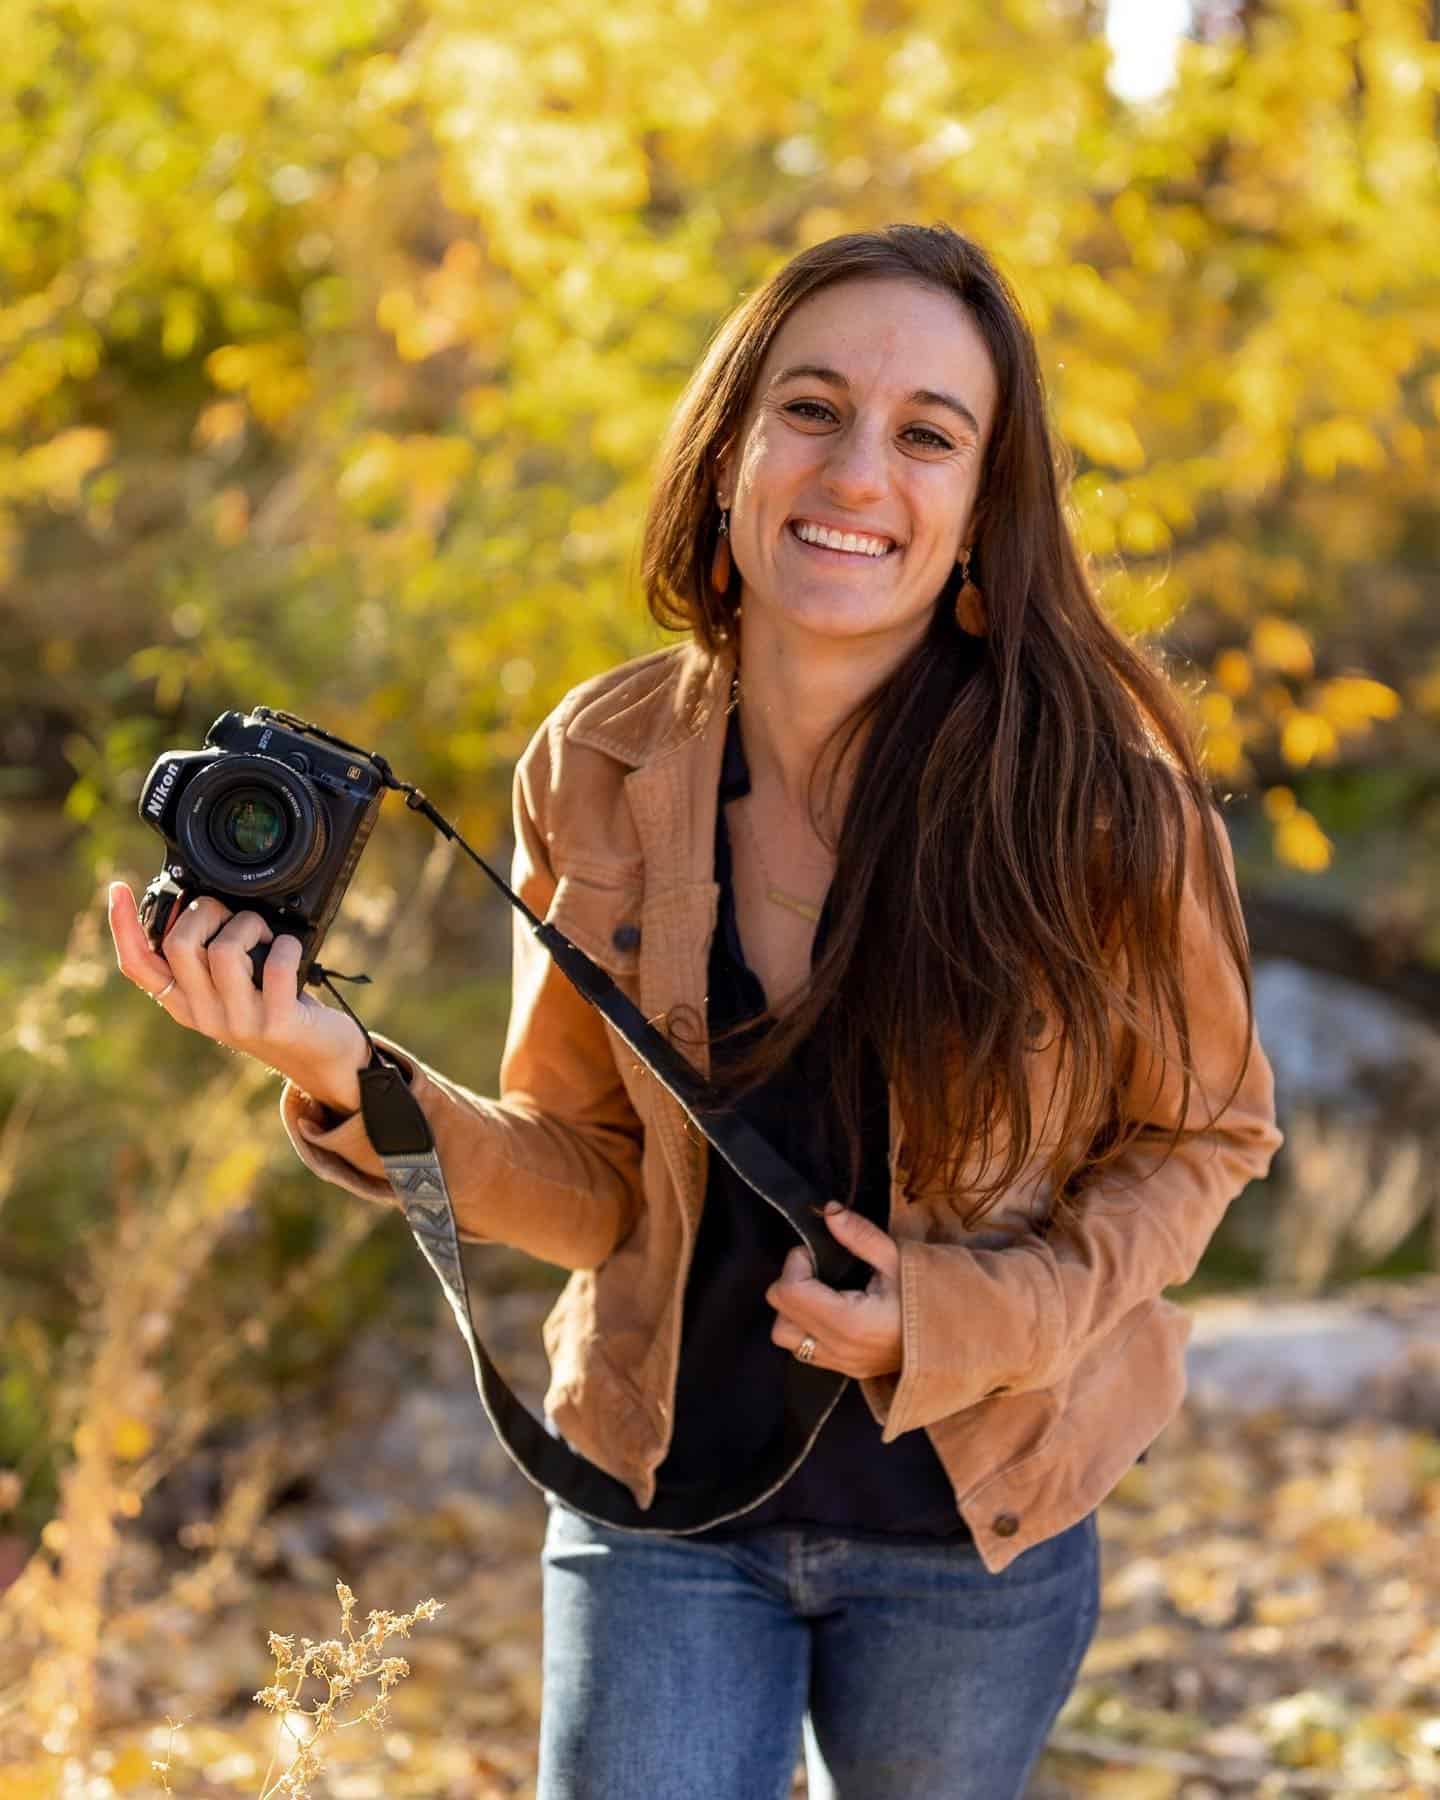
top-left (820, 421), bottom-right (889, 507)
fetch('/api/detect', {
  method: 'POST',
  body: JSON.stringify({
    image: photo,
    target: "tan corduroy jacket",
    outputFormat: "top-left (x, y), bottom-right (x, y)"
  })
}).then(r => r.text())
top-left (281, 640), bottom-right (1283, 1573)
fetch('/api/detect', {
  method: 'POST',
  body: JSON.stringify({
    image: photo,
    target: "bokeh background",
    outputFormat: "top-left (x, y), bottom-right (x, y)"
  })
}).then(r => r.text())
top-left (3, 0), bottom-right (1440, 1793)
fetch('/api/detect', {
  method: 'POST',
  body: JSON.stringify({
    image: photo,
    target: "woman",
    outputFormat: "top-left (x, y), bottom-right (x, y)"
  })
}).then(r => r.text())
top-left (110, 224), bottom-right (1283, 1799)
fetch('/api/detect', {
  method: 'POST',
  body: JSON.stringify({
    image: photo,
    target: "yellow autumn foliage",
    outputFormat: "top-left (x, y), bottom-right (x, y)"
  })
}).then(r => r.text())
top-left (1251, 619), bottom-right (1316, 680)
top-left (1314, 675), bottom-right (1402, 734)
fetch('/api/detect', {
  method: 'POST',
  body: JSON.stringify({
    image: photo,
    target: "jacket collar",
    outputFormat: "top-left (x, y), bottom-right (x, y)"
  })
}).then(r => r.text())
top-left (564, 638), bottom-right (737, 770)
top-left (561, 638), bottom-right (737, 1213)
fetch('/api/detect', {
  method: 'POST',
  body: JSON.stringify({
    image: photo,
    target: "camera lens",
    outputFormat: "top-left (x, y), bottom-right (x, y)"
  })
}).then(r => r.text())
top-left (178, 754), bottom-right (328, 897)
top-left (213, 789), bottom-right (287, 862)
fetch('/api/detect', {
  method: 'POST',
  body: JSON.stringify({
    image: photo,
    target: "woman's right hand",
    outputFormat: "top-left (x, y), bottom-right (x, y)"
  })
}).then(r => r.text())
top-left (107, 881), bottom-right (372, 1116)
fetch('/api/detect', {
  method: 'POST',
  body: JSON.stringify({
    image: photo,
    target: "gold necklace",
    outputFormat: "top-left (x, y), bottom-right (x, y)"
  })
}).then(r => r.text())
top-left (732, 790), bottom-right (832, 924)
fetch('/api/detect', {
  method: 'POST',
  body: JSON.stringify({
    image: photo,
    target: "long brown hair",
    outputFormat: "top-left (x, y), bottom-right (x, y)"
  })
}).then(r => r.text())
top-left (641, 224), bottom-right (1254, 1227)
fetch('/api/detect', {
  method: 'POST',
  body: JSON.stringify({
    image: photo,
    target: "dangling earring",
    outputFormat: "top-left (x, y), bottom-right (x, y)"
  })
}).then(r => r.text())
top-left (954, 547), bottom-right (987, 636)
top-left (711, 505), bottom-right (733, 598)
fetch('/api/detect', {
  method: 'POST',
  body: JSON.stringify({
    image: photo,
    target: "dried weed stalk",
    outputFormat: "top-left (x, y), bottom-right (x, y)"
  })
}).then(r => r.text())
top-left (252, 1580), bottom-right (443, 1799)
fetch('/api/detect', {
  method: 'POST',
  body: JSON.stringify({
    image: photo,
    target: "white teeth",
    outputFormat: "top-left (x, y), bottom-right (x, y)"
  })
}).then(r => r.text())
top-left (794, 520), bottom-right (892, 557)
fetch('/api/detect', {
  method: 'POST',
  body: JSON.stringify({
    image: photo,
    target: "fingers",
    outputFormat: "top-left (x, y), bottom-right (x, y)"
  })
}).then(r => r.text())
top-left (769, 1315), bottom-right (828, 1366)
top-left (766, 1245), bottom-right (829, 1324)
top-left (260, 931), bottom-right (303, 1026)
top-left (822, 1203), bottom-right (901, 1280)
top-left (109, 883), bottom-right (297, 1049)
top-left (778, 1244), bottom-right (812, 1284)
top-left (766, 1215), bottom-right (905, 1379)
top-left (766, 1205), bottom-right (901, 1326)
top-left (109, 881), bottom-right (346, 1098)
top-left (160, 896), bottom-right (235, 1034)
top-left (207, 907), bottom-right (275, 1021)
top-left (766, 1270), bottom-right (860, 1335)
top-left (768, 1291), bottom-right (900, 1380)
top-left (107, 882), bottom-right (179, 999)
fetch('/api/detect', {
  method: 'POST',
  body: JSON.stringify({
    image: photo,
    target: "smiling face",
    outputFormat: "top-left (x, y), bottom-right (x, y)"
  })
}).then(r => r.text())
top-left (716, 276), bottom-right (999, 656)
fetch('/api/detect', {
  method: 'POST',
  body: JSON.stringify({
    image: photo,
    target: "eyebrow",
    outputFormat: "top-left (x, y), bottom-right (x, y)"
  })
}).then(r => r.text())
top-left (769, 363), bottom-right (982, 439)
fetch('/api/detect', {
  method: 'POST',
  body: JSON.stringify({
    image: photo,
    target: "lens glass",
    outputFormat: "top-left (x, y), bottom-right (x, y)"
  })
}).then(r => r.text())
top-left (214, 789), bottom-right (287, 862)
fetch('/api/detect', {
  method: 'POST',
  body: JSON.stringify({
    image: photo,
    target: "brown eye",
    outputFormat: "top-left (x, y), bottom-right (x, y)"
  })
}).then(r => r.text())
top-left (904, 425), bottom-right (953, 450)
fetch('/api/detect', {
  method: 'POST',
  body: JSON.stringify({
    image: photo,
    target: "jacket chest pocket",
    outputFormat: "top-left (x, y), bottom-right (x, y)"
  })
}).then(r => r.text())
top-left (546, 869), bottom-right (645, 983)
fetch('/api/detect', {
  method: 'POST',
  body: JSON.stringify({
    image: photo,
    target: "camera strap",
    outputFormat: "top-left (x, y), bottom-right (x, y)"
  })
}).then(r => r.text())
top-left (265, 710), bottom-right (866, 1535)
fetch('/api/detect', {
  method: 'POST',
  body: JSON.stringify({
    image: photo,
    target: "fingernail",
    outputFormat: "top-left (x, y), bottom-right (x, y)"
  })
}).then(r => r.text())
top-left (823, 1202), bottom-right (845, 1217)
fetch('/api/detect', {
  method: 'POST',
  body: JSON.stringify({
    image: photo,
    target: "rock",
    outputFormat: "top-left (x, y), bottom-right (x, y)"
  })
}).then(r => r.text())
top-left (1184, 1279), bottom-right (1440, 1422)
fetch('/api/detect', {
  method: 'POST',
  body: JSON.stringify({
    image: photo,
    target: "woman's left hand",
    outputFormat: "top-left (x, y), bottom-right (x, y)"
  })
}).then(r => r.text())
top-left (766, 1204), bottom-right (903, 1379)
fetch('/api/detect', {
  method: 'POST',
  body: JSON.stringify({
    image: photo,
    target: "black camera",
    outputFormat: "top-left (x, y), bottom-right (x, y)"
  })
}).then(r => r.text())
top-left (136, 707), bottom-right (387, 991)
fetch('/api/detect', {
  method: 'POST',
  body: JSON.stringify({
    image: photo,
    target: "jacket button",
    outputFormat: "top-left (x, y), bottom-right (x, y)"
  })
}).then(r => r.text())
top-left (611, 923), bottom-right (641, 952)
top-left (992, 1512), bottom-right (1020, 1538)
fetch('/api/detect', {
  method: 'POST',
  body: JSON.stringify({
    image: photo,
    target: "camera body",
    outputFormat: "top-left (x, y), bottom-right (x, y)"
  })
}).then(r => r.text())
top-left (136, 707), bottom-right (386, 991)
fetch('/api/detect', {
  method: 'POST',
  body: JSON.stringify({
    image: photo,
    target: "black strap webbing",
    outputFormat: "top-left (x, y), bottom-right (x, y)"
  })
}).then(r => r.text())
top-left (247, 701), bottom-right (867, 1532)
top-left (359, 922), bottom-right (867, 1535)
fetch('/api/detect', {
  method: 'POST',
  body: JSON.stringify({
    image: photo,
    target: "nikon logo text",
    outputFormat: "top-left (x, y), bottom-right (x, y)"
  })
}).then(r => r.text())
top-left (145, 762), bottom-right (181, 819)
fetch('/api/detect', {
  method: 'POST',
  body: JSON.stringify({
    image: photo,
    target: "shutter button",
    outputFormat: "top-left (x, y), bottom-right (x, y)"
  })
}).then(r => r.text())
top-left (612, 924), bottom-right (641, 953)
top-left (992, 1512), bottom-right (1020, 1538)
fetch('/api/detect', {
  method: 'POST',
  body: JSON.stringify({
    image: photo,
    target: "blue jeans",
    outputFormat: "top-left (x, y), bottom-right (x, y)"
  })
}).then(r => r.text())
top-left (538, 1504), bottom-right (1100, 1800)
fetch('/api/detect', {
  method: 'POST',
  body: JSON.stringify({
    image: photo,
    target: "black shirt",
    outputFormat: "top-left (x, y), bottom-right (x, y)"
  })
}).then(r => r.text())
top-left (654, 704), bottom-right (969, 1541)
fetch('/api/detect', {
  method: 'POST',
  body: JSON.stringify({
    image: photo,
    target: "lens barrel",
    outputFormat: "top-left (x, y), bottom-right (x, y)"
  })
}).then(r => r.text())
top-left (177, 755), bottom-right (328, 896)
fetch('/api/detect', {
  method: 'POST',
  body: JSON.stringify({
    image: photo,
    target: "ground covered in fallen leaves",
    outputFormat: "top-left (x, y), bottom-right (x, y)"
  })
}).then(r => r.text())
top-left (6, 1289), bottom-right (1440, 1798)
